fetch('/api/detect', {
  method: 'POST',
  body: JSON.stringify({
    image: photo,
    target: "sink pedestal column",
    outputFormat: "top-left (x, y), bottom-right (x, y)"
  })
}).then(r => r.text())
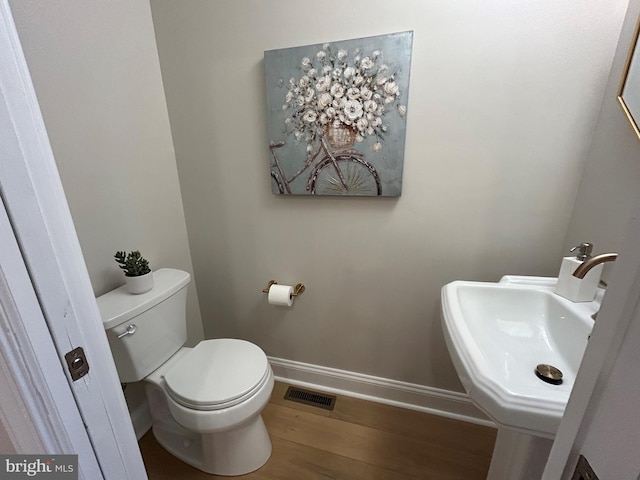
top-left (487, 429), bottom-right (553, 480)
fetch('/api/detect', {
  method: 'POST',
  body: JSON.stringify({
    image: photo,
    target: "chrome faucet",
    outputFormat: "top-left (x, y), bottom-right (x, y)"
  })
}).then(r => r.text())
top-left (572, 253), bottom-right (618, 279)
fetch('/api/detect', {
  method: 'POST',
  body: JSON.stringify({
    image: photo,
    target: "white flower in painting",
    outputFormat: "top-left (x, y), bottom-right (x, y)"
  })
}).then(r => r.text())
top-left (330, 83), bottom-right (345, 98)
top-left (307, 68), bottom-right (316, 77)
top-left (346, 87), bottom-right (360, 100)
top-left (355, 134), bottom-right (364, 143)
top-left (301, 57), bottom-right (312, 70)
top-left (319, 113), bottom-right (329, 125)
top-left (305, 88), bottom-right (315, 103)
top-left (323, 43), bottom-right (330, 51)
top-left (344, 100), bottom-right (364, 121)
top-left (384, 96), bottom-right (395, 104)
top-left (299, 76), bottom-right (310, 88)
top-left (315, 76), bottom-right (331, 92)
top-left (337, 49), bottom-right (348, 61)
top-left (302, 110), bottom-right (317, 123)
top-left (360, 57), bottom-right (374, 69)
top-left (285, 91), bottom-right (293, 103)
top-left (289, 77), bottom-right (296, 87)
top-left (332, 68), bottom-right (342, 79)
top-left (360, 86), bottom-right (373, 100)
top-left (307, 144), bottom-right (313, 153)
top-left (379, 64), bottom-right (389, 73)
top-left (363, 99), bottom-right (377, 112)
top-left (343, 66), bottom-right (356, 79)
top-left (384, 80), bottom-right (399, 96)
top-left (332, 97), bottom-right (346, 110)
top-left (367, 126), bottom-right (374, 136)
top-left (356, 117), bottom-right (368, 131)
top-left (372, 50), bottom-right (381, 59)
top-left (373, 142), bottom-right (382, 151)
top-left (323, 65), bottom-right (332, 74)
top-left (296, 95), bottom-right (305, 106)
top-left (316, 51), bottom-right (326, 61)
top-left (397, 105), bottom-right (407, 116)
top-left (317, 92), bottom-right (332, 109)
top-left (326, 106), bottom-right (336, 118)
top-left (376, 76), bottom-right (388, 86)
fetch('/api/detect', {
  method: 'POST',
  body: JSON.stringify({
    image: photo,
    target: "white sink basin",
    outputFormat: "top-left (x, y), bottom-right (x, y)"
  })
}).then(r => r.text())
top-left (441, 279), bottom-right (599, 437)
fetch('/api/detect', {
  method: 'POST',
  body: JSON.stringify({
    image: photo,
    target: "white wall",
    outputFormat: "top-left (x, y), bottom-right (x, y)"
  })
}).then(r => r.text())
top-left (9, 0), bottom-right (204, 345)
top-left (150, 0), bottom-right (626, 390)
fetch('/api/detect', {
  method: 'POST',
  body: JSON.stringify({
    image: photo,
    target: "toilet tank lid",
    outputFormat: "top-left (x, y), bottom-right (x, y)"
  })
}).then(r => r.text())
top-left (96, 268), bottom-right (191, 330)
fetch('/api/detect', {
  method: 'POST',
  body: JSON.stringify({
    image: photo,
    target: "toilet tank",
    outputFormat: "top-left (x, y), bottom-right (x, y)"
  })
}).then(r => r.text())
top-left (97, 268), bottom-right (191, 383)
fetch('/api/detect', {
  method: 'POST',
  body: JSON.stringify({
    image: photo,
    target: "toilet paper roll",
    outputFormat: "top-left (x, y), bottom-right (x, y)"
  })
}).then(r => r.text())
top-left (268, 284), bottom-right (294, 307)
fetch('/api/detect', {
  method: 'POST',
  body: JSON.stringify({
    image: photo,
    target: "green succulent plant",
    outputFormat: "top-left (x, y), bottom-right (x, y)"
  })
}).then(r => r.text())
top-left (114, 250), bottom-right (151, 277)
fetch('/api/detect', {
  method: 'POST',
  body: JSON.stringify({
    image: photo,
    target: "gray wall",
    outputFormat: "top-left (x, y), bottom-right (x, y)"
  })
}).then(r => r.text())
top-left (150, 0), bottom-right (626, 390)
top-left (563, 2), bottom-right (640, 269)
top-left (9, 0), bottom-right (204, 345)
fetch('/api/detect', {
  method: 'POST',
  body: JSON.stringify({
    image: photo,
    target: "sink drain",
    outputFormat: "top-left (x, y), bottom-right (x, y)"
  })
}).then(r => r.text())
top-left (535, 364), bottom-right (563, 385)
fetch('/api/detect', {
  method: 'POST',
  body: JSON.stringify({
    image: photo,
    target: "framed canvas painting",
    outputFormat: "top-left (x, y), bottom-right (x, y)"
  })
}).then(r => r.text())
top-left (264, 31), bottom-right (413, 196)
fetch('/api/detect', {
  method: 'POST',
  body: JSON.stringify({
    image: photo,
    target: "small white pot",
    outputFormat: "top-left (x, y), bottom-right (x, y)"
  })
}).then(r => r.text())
top-left (125, 271), bottom-right (154, 294)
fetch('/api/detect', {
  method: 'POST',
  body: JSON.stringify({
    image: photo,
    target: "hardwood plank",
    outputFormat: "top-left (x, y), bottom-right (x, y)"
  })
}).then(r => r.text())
top-left (329, 393), bottom-right (497, 457)
top-left (262, 403), bottom-right (491, 480)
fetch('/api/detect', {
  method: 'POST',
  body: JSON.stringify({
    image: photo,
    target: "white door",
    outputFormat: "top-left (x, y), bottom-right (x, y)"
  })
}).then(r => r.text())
top-left (542, 205), bottom-right (640, 479)
top-left (0, 1), bottom-right (147, 478)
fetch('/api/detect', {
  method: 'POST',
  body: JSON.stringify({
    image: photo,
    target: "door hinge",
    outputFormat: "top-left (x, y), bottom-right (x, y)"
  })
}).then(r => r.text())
top-left (64, 346), bottom-right (89, 381)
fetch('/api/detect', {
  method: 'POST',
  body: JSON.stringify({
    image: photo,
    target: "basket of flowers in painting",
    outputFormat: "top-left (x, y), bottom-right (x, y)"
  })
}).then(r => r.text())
top-left (325, 122), bottom-right (357, 148)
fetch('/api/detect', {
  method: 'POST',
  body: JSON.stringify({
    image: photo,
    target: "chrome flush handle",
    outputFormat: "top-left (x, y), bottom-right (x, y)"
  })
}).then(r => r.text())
top-left (117, 324), bottom-right (137, 339)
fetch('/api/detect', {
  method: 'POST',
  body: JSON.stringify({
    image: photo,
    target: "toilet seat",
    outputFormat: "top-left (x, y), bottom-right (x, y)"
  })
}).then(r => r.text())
top-left (163, 338), bottom-right (270, 411)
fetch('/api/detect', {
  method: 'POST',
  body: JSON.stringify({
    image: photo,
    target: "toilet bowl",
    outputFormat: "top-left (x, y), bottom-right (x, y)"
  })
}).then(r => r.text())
top-left (97, 268), bottom-right (274, 475)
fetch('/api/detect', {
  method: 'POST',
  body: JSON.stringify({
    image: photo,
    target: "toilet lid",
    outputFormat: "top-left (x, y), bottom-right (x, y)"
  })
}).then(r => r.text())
top-left (163, 339), bottom-right (270, 411)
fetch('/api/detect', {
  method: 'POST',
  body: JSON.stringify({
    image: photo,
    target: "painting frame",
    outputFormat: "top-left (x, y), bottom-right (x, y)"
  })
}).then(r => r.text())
top-left (618, 12), bottom-right (640, 141)
top-left (264, 31), bottom-right (413, 197)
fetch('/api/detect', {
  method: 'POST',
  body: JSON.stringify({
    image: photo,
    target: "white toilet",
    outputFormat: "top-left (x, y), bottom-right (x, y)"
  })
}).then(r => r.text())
top-left (97, 268), bottom-right (274, 476)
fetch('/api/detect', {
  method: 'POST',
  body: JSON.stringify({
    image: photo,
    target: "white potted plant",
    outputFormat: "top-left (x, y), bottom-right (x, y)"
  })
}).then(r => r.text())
top-left (114, 250), bottom-right (153, 294)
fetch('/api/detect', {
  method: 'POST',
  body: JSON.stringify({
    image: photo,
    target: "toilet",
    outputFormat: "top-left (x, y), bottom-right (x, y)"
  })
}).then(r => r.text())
top-left (97, 268), bottom-right (274, 476)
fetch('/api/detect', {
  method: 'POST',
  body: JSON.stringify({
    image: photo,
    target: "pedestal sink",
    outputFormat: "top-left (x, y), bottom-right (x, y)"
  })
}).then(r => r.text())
top-left (441, 276), bottom-right (600, 479)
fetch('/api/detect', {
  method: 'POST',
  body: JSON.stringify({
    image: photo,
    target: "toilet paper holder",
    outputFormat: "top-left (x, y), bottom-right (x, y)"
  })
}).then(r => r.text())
top-left (262, 280), bottom-right (305, 297)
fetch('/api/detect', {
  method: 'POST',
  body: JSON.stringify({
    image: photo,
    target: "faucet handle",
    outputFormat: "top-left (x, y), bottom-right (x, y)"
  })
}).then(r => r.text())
top-left (570, 243), bottom-right (593, 261)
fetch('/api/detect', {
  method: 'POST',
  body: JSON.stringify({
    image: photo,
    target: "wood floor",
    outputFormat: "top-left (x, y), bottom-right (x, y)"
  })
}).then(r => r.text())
top-left (139, 381), bottom-right (497, 479)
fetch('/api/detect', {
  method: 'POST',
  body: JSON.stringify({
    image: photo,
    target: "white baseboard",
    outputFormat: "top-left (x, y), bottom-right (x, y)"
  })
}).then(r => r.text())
top-left (268, 356), bottom-right (494, 428)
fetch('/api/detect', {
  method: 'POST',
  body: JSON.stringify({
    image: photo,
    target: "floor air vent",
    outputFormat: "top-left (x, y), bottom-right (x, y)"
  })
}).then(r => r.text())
top-left (283, 386), bottom-right (336, 411)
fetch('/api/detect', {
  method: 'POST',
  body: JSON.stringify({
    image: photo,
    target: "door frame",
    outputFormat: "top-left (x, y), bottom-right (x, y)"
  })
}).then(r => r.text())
top-left (0, 1), bottom-right (146, 478)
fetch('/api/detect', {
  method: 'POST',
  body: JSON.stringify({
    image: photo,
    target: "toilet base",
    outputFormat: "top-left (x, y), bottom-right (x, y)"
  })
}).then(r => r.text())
top-left (145, 377), bottom-right (273, 476)
top-left (152, 414), bottom-right (272, 476)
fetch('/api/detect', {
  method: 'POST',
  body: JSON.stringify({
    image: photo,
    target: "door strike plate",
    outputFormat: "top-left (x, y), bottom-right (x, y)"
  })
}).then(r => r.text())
top-left (65, 346), bottom-right (89, 381)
